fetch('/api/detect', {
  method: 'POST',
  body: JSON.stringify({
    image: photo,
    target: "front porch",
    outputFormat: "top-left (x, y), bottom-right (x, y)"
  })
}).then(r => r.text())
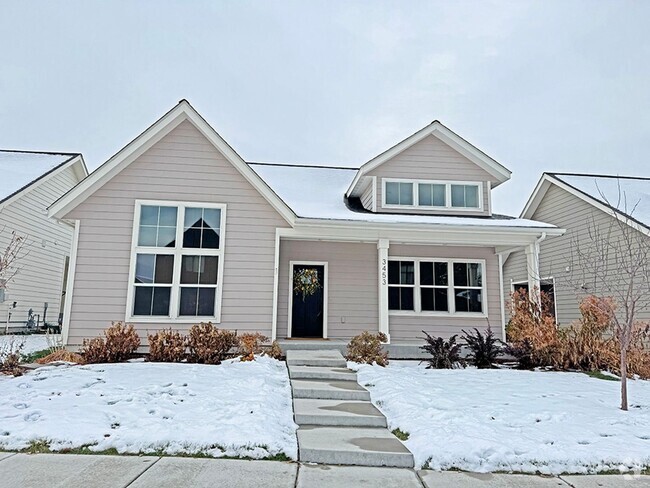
top-left (278, 339), bottom-right (428, 360)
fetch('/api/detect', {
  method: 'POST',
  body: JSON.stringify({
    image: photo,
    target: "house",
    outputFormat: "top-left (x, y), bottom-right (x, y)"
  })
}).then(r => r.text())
top-left (503, 172), bottom-right (650, 325)
top-left (49, 100), bottom-right (562, 350)
top-left (0, 150), bottom-right (88, 331)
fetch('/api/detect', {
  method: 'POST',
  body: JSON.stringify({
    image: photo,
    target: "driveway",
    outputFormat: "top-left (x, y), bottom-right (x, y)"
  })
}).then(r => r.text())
top-left (0, 453), bottom-right (648, 487)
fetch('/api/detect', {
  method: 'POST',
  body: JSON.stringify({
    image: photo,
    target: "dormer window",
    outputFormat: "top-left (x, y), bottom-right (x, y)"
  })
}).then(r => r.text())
top-left (382, 178), bottom-right (483, 211)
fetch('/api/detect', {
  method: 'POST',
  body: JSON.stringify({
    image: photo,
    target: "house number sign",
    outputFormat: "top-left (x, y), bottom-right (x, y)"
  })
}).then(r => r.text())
top-left (380, 258), bottom-right (387, 286)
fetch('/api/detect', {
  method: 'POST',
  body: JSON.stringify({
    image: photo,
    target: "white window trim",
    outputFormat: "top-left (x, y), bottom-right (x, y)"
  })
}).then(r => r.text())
top-left (511, 276), bottom-right (558, 320)
top-left (125, 200), bottom-right (226, 323)
top-left (287, 261), bottom-right (328, 339)
top-left (382, 178), bottom-right (484, 212)
top-left (388, 257), bottom-right (488, 317)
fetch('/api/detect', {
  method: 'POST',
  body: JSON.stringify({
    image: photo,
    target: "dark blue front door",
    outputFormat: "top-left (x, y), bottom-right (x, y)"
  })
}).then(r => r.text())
top-left (291, 264), bottom-right (324, 338)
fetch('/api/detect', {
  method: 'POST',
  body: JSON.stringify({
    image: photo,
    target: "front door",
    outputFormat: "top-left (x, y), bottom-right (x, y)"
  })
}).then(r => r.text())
top-left (291, 264), bottom-right (325, 338)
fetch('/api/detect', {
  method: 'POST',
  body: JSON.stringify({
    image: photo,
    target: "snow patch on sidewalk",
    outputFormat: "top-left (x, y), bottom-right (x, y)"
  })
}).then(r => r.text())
top-left (0, 357), bottom-right (298, 459)
top-left (352, 362), bottom-right (650, 473)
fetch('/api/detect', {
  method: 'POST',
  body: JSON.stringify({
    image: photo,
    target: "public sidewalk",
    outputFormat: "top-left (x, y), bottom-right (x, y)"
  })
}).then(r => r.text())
top-left (0, 452), bottom-right (648, 487)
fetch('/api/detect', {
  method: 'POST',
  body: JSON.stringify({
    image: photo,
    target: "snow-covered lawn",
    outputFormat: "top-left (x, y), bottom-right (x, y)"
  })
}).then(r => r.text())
top-left (351, 362), bottom-right (650, 474)
top-left (0, 334), bottom-right (61, 358)
top-left (0, 357), bottom-right (298, 460)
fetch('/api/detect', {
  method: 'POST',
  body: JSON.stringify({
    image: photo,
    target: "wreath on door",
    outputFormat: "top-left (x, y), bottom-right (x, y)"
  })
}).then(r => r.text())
top-left (293, 268), bottom-right (321, 301)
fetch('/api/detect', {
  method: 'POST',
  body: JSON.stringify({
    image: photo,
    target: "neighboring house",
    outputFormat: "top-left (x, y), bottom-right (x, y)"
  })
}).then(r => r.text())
top-left (0, 150), bottom-right (88, 330)
top-left (503, 172), bottom-right (650, 326)
top-left (49, 100), bottom-right (562, 348)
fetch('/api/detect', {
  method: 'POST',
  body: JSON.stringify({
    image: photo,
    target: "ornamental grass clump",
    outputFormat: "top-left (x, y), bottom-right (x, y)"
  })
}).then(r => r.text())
top-left (345, 331), bottom-right (388, 366)
top-left (187, 322), bottom-right (238, 365)
top-left (148, 329), bottom-right (187, 362)
top-left (81, 322), bottom-right (140, 363)
top-left (462, 326), bottom-right (503, 369)
top-left (420, 332), bottom-right (465, 369)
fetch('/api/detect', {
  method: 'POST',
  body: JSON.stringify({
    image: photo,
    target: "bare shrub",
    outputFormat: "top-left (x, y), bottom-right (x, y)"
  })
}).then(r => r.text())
top-left (148, 329), bottom-right (187, 362)
top-left (264, 340), bottom-right (283, 360)
top-left (0, 337), bottom-right (24, 376)
top-left (421, 332), bottom-right (464, 369)
top-left (345, 331), bottom-right (388, 366)
top-left (187, 322), bottom-right (238, 365)
top-left (81, 322), bottom-right (140, 363)
top-left (238, 332), bottom-right (268, 361)
top-left (506, 289), bottom-right (561, 368)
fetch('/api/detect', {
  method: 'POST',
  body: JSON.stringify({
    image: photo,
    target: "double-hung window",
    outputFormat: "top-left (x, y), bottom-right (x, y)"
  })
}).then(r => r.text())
top-left (388, 258), bottom-right (485, 315)
top-left (129, 201), bottom-right (225, 321)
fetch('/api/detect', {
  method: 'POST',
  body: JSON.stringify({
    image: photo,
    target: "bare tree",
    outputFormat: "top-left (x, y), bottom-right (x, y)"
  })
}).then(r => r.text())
top-left (568, 181), bottom-right (650, 410)
top-left (0, 229), bottom-right (25, 295)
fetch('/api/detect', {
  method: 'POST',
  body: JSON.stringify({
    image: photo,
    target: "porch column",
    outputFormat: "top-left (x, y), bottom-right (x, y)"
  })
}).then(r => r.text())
top-left (525, 242), bottom-right (541, 304)
top-left (377, 239), bottom-right (390, 342)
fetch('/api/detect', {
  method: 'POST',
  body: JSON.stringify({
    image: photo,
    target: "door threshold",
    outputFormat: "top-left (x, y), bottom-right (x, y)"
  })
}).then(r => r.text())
top-left (285, 337), bottom-right (329, 341)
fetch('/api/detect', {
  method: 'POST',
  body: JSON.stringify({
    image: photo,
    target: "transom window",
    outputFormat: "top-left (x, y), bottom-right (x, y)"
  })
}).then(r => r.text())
top-left (388, 258), bottom-right (485, 314)
top-left (383, 179), bottom-right (482, 210)
top-left (128, 201), bottom-right (225, 321)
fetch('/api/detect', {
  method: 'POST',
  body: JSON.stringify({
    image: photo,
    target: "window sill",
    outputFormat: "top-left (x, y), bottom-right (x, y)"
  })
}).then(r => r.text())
top-left (389, 311), bottom-right (487, 318)
top-left (126, 316), bottom-right (222, 324)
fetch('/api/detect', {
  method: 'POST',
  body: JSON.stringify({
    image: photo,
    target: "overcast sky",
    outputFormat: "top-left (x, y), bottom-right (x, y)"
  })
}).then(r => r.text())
top-left (1, 1), bottom-right (648, 214)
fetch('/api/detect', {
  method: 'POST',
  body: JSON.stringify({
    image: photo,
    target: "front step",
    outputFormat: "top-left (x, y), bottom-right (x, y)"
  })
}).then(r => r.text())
top-left (297, 426), bottom-right (414, 468)
top-left (288, 365), bottom-right (357, 381)
top-left (286, 349), bottom-right (347, 368)
top-left (292, 379), bottom-right (371, 401)
top-left (293, 398), bottom-right (386, 427)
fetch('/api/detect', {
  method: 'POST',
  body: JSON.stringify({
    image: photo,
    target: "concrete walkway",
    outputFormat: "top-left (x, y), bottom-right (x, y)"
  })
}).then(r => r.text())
top-left (1, 453), bottom-right (648, 487)
top-left (286, 349), bottom-right (414, 467)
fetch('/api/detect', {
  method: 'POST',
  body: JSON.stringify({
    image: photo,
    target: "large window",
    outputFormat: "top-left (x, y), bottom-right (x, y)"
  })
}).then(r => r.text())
top-left (128, 201), bottom-right (225, 321)
top-left (388, 258), bottom-right (485, 315)
top-left (383, 179), bottom-right (482, 210)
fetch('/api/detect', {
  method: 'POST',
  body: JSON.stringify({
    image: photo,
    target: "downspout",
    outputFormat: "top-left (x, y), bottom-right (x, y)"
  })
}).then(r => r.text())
top-left (528, 232), bottom-right (547, 306)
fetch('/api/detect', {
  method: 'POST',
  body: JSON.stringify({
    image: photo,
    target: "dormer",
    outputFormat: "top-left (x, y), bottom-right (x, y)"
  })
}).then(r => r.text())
top-left (346, 121), bottom-right (511, 217)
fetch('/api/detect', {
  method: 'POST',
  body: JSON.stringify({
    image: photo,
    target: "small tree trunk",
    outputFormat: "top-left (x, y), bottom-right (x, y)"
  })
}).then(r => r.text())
top-left (620, 347), bottom-right (628, 411)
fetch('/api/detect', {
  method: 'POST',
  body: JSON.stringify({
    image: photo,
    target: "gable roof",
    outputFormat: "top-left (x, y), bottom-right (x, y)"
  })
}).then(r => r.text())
top-left (249, 162), bottom-right (557, 230)
top-left (0, 150), bottom-right (87, 211)
top-left (49, 100), bottom-right (297, 224)
top-left (346, 120), bottom-right (512, 197)
top-left (522, 172), bottom-right (650, 236)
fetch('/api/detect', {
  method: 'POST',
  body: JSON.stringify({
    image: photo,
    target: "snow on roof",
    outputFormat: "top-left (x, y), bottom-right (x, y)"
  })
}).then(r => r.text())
top-left (0, 150), bottom-right (77, 204)
top-left (553, 173), bottom-right (650, 229)
top-left (249, 162), bottom-right (555, 228)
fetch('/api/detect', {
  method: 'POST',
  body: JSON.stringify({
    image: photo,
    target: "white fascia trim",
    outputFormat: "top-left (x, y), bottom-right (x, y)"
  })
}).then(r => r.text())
top-left (48, 101), bottom-right (296, 226)
top-left (522, 174), bottom-right (650, 238)
top-left (1, 154), bottom-right (87, 213)
top-left (61, 220), bottom-right (80, 345)
top-left (346, 121), bottom-right (511, 196)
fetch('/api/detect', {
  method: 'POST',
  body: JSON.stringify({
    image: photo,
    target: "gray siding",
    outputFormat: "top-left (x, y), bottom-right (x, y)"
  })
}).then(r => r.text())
top-left (65, 120), bottom-right (289, 345)
top-left (360, 181), bottom-right (374, 211)
top-left (389, 244), bottom-right (502, 341)
top-left (278, 240), bottom-right (501, 342)
top-left (367, 135), bottom-right (496, 216)
top-left (0, 166), bottom-right (80, 327)
top-left (277, 240), bottom-right (378, 339)
top-left (503, 183), bottom-right (650, 326)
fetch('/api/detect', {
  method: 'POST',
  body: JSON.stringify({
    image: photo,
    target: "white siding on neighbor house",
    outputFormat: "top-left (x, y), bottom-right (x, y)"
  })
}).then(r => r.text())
top-left (388, 244), bottom-right (502, 342)
top-left (65, 120), bottom-right (289, 345)
top-left (277, 240), bottom-right (378, 339)
top-left (0, 166), bottom-right (80, 328)
top-left (367, 134), bottom-right (497, 216)
top-left (503, 183), bottom-right (650, 326)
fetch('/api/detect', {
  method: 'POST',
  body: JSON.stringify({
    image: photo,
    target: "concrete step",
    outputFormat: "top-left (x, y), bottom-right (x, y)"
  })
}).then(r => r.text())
top-left (297, 426), bottom-right (414, 468)
top-left (288, 365), bottom-right (357, 381)
top-left (291, 379), bottom-right (371, 401)
top-left (293, 399), bottom-right (386, 427)
top-left (286, 349), bottom-right (347, 368)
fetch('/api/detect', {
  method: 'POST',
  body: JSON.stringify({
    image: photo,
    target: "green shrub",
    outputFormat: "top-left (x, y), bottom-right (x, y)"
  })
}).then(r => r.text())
top-left (462, 326), bottom-right (503, 369)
